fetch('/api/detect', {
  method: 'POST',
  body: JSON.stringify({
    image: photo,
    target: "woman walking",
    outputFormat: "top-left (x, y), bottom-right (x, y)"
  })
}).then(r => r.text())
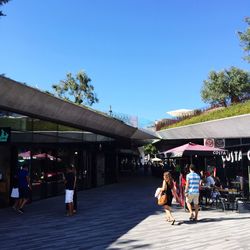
top-left (160, 171), bottom-right (177, 225)
top-left (10, 173), bottom-right (19, 210)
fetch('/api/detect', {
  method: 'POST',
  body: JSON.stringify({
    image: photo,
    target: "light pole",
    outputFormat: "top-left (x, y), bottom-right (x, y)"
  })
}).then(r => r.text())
top-left (109, 105), bottom-right (113, 116)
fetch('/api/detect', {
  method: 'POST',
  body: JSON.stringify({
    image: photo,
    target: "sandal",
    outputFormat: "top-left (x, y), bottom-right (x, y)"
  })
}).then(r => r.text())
top-left (189, 214), bottom-right (194, 220)
top-left (166, 216), bottom-right (171, 222)
top-left (171, 220), bottom-right (175, 225)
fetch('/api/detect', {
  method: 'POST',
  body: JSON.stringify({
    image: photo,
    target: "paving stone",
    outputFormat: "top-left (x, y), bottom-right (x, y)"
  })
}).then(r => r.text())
top-left (0, 175), bottom-right (250, 249)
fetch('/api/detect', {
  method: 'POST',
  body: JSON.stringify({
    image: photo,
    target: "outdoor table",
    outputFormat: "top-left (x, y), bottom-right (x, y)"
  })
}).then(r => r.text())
top-left (230, 181), bottom-right (241, 192)
top-left (218, 188), bottom-right (229, 197)
top-left (219, 190), bottom-right (243, 211)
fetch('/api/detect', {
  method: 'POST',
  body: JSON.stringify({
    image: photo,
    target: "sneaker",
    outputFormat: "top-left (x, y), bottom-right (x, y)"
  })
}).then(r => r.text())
top-left (18, 208), bottom-right (24, 214)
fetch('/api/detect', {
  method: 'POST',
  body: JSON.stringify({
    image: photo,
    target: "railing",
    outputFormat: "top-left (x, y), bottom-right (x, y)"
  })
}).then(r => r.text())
top-left (108, 111), bottom-right (139, 128)
top-left (155, 104), bottom-right (229, 131)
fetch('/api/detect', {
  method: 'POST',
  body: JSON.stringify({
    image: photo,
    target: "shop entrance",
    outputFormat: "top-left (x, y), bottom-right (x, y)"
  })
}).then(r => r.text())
top-left (0, 145), bottom-right (11, 207)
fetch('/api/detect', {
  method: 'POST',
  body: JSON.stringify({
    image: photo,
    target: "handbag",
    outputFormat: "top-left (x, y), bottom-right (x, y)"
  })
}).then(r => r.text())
top-left (11, 187), bottom-right (19, 198)
top-left (158, 192), bottom-right (168, 206)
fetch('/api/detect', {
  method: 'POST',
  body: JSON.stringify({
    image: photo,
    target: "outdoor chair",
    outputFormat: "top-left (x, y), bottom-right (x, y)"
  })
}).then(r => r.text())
top-left (209, 189), bottom-right (221, 208)
top-left (200, 187), bottom-right (213, 207)
top-left (237, 199), bottom-right (250, 213)
top-left (220, 194), bottom-right (237, 211)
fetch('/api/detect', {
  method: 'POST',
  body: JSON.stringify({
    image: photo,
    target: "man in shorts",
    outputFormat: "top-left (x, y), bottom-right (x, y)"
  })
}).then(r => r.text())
top-left (185, 164), bottom-right (201, 221)
top-left (64, 165), bottom-right (76, 216)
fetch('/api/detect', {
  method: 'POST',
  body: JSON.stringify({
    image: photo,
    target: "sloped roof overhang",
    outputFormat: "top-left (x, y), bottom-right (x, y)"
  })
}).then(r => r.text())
top-left (0, 76), bottom-right (158, 141)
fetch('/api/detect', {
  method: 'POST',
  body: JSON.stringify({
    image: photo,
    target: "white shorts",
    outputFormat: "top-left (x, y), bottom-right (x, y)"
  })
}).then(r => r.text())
top-left (65, 189), bottom-right (74, 203)
top-left (11, 188), bottom-right (19, 198)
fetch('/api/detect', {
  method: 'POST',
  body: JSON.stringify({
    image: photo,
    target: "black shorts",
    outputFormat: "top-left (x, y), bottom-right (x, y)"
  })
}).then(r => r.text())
top-left (19, 187), bottom-right (30, 199)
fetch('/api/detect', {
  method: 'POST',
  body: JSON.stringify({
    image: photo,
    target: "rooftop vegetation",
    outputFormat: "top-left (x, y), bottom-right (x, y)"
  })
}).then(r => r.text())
top-left (161, 100), bottom-right (250, 130)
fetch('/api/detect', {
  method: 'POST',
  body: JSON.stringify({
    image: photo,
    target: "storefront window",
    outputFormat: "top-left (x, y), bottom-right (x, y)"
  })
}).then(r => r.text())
top-left (33, 119), bottom-right (58, 143)
top-left (0, 108), bottom-right (117, 205)
top-left (0, 112), bottom-right (33, 142)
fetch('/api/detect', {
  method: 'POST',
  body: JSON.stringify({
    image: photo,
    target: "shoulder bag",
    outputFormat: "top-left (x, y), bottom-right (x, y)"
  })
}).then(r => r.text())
top-left (158, 191), bottom-right (168, 206)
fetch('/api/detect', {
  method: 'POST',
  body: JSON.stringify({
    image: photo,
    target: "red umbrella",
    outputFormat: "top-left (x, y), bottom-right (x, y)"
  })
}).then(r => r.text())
top-left (164, 142), bottom-right (227, 158)
top-left (18, 151), bottom-right (31, 159)
top-left (18, 152), bottom-right (60, 161)
top-left (32, 153), bottom-right (47, 159)
top-left (33, 153), bottom-right (60, 161)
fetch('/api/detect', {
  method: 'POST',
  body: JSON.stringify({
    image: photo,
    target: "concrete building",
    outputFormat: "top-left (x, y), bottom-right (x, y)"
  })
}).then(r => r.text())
top-left (0, 76), bottom-right (157, 207)
top-left (156, 114), bottom-right (250, 198)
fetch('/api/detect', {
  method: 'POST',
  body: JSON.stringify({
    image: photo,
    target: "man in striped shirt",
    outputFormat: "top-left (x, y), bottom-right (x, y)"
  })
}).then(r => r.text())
top-left (185, 164), bottom-right (201, 221)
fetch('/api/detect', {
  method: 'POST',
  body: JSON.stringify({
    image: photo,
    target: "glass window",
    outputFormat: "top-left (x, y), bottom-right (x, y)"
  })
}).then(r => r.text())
top-left (33, 119), bottom-right (58, 143)
top-left (0, 111), bottom-right (33, 142)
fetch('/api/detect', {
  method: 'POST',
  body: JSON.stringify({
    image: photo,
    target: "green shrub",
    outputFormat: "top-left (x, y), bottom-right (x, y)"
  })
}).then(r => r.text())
top-left (161, 100), bottom-right (250, 130)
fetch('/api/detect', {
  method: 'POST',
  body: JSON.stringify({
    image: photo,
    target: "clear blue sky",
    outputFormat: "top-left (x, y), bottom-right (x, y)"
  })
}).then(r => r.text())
top-left (0, 0), bottom-right (249, 127)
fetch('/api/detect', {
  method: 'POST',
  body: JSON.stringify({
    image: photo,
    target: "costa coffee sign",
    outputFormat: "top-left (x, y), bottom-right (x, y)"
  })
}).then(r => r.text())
top-left (222, 150), bottom-right (250, 163)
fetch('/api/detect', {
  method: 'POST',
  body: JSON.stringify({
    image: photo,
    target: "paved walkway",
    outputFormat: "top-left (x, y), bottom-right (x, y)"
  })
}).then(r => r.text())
top-left (0, 175), bottom-right (250, 250)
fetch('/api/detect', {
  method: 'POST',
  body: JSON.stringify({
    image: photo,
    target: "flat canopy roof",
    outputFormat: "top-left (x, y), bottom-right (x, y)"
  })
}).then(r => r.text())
top-left (157, 114), bottom-right (250, 139)
top-left (0, 76), bottom-right (158, 141)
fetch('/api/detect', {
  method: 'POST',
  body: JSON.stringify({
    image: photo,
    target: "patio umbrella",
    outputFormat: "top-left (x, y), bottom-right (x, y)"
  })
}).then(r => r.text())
top-left (163, 142), bottom-right (227, 158)
top-left (32, 153), bottom-right (47, 159)
top-left (151, 157), bottom-right (163, 162)
top-left (33, 153), bottom-right (60, 161)
top-left (18, 151), bottom-right (31, 159)
top-left (166, 109), bottom-right (194, 118)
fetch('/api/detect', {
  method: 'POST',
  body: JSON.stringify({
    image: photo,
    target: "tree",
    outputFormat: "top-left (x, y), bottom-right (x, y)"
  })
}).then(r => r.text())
top-left (144, 143), bottom-right (157, 156)
top-left (201, 67), bottom-right (250, 107)
top-left (0, 0), bottom-right (10, 17)
top-left (52, 71), bottom-right (99, 106)
top-left (238, 17), bottom-right (250, 63)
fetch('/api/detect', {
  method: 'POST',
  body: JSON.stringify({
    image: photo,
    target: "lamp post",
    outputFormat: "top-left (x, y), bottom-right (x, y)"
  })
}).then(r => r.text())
top-left (109, 105), bottom-right (113, 116)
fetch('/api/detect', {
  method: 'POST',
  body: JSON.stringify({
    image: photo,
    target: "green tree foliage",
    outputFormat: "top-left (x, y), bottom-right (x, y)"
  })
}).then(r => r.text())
top-left (201, 67), bottom-right (250, 107)
top-left (238, 17), bottom-right (250, 63)
top-left (144, 144), bottom-right (157, 155)
top-left (52, 71), bottom-right (99, 106)
top-left (0, 0), bottom-right (10, 17)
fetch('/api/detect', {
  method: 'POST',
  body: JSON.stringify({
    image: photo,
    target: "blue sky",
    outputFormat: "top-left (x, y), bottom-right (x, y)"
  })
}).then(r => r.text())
top-left (0, 0), bottom-right (249, 127)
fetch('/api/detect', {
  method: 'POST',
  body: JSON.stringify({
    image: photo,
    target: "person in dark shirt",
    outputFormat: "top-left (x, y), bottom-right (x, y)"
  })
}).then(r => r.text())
top-left (65, 165), bottom-right (77, 214)
top-left (64, 165), bottom-right (76, 216)
top-left (17, 165), bottom-right (31, 214)
top-left (72, 166), bottom-right (77, 213)
top-left (10, 173), bottom-right (19, 210)
top-left (160, 171), bottom-right (178, 225)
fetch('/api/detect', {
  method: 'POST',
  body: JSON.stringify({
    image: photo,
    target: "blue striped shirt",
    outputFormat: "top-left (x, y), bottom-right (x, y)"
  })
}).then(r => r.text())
top-left (186, 172), bottom-right (200, 194)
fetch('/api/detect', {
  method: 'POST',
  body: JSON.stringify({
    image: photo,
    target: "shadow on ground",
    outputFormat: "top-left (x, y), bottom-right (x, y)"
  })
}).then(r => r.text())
top-left (0, 174), bottom-right (163, 249)
top-left (178, 215), bottom-right (250, 225)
